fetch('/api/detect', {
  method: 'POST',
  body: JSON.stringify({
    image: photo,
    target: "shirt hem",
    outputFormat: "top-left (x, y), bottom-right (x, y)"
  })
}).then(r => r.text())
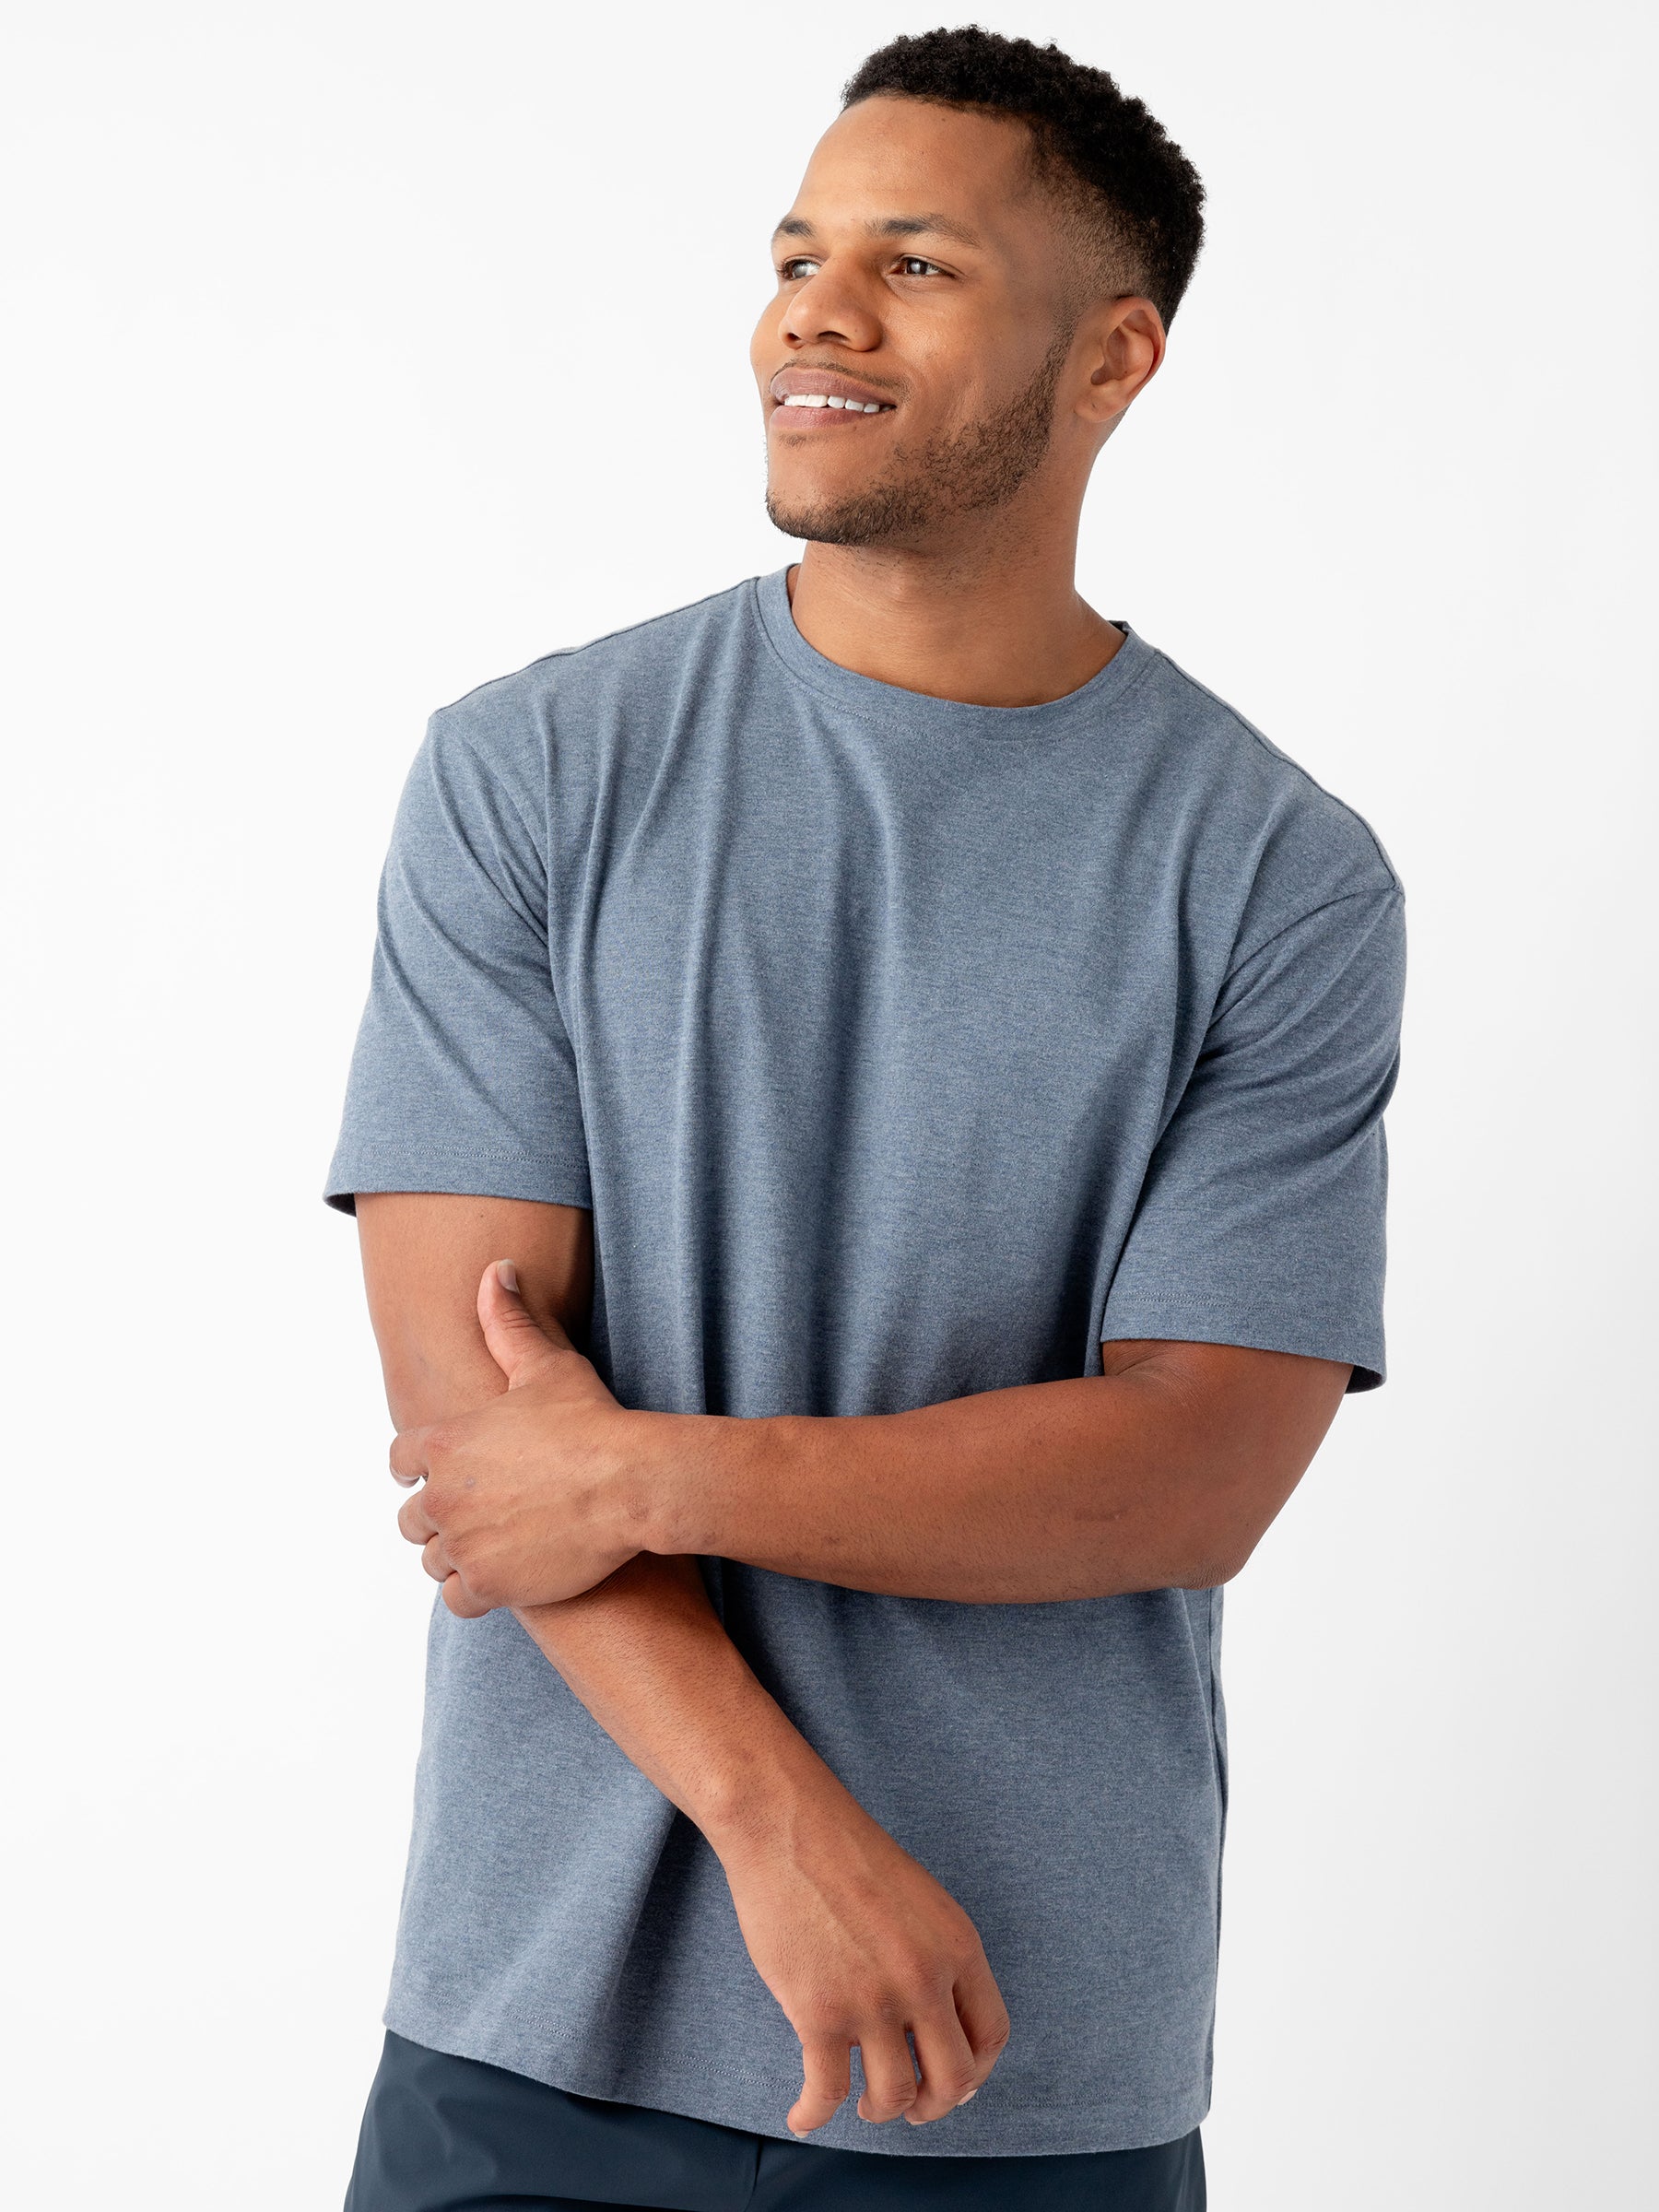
top-left (382, 2001), bottom-right (1210, 2159)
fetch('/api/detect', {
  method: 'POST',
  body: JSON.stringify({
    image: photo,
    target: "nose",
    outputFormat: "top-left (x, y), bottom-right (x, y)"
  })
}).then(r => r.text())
top-left (779, 261), bottom-right (881, 354)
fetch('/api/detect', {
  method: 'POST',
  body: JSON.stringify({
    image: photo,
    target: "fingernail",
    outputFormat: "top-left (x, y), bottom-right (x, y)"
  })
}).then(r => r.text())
top-left (957, 2089), bottom-right (978, 2105)
top-left (496, 1260), bottom-right (519, 1293)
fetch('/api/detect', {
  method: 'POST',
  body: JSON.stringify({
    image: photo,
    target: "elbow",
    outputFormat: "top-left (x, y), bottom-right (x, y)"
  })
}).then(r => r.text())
top-left (1177, 1544), bottom-right (1255, 1591)
top-left (1170, 1457), bottom-right (1314, 1591)
top-left (1172, 1512), bottom-right (1267, 1592)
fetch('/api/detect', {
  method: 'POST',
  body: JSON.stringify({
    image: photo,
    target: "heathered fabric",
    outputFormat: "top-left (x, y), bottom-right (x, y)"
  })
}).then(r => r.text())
top-left (325, 568), bottom-right (1405, 2158)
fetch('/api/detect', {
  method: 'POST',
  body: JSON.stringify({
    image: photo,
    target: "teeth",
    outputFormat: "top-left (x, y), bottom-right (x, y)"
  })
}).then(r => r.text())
top-left (781, 394), bottom-right (888, 412)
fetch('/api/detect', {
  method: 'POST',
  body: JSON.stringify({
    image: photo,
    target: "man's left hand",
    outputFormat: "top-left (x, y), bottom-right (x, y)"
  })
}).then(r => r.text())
top-left (391, 1260), bottom-right (652, 1616)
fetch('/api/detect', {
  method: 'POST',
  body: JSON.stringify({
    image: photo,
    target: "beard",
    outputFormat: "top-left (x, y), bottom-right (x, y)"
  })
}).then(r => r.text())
top-left (766, 329), bottom-right (1074, 547)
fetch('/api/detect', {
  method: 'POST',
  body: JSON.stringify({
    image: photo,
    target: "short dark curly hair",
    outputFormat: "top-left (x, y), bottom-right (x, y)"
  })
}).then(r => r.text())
top-left (842, 25), bottom-right (1205, 325)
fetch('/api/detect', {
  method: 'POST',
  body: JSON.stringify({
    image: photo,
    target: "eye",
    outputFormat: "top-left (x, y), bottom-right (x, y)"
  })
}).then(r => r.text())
top-left (895, 256), bottom-right (945, 277)
top-left (779, 257), bottom-right (821, 281)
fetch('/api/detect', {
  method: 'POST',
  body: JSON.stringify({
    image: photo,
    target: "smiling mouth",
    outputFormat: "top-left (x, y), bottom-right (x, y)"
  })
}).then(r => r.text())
top-left (777, 393), bottom-right (893, 416)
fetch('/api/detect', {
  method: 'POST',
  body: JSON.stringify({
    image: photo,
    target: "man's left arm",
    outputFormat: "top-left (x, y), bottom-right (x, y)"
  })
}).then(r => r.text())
top-left (394, 1331), bottom-right (1349, 1607)
top-left (650, 1337), bottom-right (1351, 1599)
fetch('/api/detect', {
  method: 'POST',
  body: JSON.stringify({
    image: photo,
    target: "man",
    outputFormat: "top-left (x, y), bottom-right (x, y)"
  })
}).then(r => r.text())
top-left (326, 25), bottom-right (1404, 2212)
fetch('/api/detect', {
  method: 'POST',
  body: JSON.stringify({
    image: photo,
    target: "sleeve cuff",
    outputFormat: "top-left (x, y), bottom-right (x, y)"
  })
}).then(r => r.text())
top-left (324, 1142), bottom-right (592, 1217)
top-left (1100, 1296), bottom-right (1384, 1392)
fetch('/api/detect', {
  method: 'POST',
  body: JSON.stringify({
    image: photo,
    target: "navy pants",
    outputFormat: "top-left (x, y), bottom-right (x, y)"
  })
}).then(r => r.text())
top-left (346, 2031), bottom-right (1206, 2211)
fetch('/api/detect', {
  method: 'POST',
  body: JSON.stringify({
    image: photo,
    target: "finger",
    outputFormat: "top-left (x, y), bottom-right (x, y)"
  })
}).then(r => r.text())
top-left (420, 1534), bottom-right (452, 1584)
top-left (477, 1259), bottom-right (572, 1388)
top-left (389, 1427), bottom-right (430, 1488)
top-left (397, 1493), bottom-right (438, 1547)
top-left (904, 2004), bottom-right (981, 2125)
top-left (952, 1959), bottom-right (1012, 2084)
top-left (854, 2027), bottom-right (919, 2124)
top-left (786, 2034), bottom-right (852, 2138)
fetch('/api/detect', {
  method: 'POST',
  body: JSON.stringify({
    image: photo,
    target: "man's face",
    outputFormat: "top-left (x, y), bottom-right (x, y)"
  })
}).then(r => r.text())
top-left (751, 97), bottom-right (1084, 547)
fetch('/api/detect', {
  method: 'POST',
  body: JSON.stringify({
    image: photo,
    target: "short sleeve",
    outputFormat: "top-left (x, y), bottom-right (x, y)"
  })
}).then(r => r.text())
top-left (1101, 884), bottom-right (1406, 1389)
top-left (324, 712), bottom-right (591, 1215)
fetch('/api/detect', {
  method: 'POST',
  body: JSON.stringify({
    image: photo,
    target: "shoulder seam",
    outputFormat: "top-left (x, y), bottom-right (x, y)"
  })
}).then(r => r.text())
top-left (1145, 645), bottom-right (1403, 893)
top-left (1224, 883), bottom-right (1403, 988)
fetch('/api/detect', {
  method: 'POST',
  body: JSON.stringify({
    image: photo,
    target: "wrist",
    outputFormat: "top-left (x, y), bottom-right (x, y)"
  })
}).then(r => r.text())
top-left (694, 1714), bottom-right (859, 1870)
top-left (627, 1407), bottom-right (797, 1560)
top-left (604, 1408), bottom-right (690, 1558)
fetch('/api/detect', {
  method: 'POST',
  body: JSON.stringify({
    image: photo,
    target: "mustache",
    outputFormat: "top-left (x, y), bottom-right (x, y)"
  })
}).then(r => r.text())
top-left (766, 361), bottom-right (909, 401)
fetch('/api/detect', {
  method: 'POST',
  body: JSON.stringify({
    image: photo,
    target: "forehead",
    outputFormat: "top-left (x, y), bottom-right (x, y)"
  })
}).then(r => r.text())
top-left (783, 96), bottom-right (1047, 252)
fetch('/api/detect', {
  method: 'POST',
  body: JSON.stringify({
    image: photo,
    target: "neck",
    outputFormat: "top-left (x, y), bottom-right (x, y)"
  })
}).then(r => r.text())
top-left (784, 502), bottom-right (1121, 709)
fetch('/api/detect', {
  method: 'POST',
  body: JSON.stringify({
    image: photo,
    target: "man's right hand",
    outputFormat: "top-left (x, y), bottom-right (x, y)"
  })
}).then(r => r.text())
top-left (357, 1194), bottom-right (1007, 2141)
top-left (708, 1775), bottom-right (1011, 2136)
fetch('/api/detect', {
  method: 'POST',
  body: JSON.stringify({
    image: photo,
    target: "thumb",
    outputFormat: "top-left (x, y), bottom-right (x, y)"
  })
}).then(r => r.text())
top-left (477, 1259), bottom-right (573, 1386)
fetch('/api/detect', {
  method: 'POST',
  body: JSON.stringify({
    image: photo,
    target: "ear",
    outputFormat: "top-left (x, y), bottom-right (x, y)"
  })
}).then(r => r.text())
top-left (1076, 296), bottom-right (1167, 430)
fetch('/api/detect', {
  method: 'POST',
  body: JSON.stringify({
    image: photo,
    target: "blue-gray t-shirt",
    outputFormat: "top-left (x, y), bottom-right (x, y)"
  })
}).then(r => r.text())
top-left (325, 568), bottom-right (1405, 2157)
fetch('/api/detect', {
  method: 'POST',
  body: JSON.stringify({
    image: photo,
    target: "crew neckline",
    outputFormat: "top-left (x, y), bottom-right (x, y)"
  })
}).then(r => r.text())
top-left (751, 564), bottom-right (1152, 737)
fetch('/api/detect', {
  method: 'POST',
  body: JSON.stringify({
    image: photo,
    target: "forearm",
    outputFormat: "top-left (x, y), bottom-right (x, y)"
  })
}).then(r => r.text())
top-left (404, 1358), bottom-right (861, 1852)
top-left (360, 1205), bottom-right (1017, 2130)
top-left (404, 1375), bottom-right (852, 1848)
top-left (637, 1347), bottom-right (1347, 1603)
top-left (640, 1377), bottom-right (1189, 1602)
top-left (512, 1556), bottom-right (855, 1853)
top-left (519, 1559), bottom-right (1015, 2142)
top-left (368, 1199), bottom-right (1345, 1620)
top-left (358, 1194), bottom-right (842, 1850)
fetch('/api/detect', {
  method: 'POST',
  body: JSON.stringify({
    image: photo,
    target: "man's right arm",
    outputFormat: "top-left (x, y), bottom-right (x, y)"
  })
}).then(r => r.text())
top-left (353, 1189), bottom-right (1010, 2137)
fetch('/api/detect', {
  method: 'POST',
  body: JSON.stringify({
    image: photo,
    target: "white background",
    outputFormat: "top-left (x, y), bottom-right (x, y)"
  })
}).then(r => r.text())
top-left (4, 3), bottom-right (1653, 2204)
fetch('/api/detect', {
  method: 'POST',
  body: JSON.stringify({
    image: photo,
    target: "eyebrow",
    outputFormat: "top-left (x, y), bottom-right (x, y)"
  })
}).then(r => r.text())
top-left (771, 212), bottom-right (985, 250)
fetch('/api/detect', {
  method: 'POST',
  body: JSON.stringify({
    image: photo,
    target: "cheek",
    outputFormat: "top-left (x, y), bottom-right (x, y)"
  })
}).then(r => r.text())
top-left (748, 306), bottom-right (782, 389)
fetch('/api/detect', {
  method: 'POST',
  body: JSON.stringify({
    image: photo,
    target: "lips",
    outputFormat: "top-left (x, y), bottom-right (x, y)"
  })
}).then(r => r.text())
top-left (769, 367), bottom-right (898, 423)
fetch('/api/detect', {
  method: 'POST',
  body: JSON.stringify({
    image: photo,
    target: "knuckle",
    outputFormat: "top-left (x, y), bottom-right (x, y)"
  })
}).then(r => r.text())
top-left (888, 1960), bottom-right (947, 2012)
top-left (877, 2093), bottom-right (917, 2118)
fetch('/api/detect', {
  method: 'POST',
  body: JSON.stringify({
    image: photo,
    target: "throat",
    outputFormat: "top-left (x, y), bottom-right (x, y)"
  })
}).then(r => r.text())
top-left (785, 554), bottom-right (1123, 708)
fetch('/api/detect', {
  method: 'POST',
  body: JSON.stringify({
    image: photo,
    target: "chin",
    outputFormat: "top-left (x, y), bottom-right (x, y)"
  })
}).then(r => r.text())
top-left (768, 460), bottom-right (861, 509)
top-left (766, 469), bottom-right (935, 548)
